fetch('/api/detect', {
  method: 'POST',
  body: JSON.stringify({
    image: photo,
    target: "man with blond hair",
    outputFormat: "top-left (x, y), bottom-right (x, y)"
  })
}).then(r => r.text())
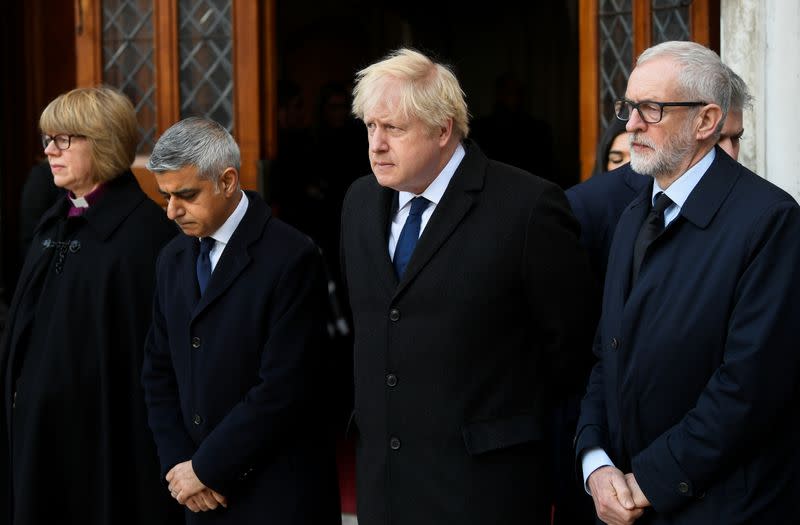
top-left (340, 48), bottom-right (597, 525)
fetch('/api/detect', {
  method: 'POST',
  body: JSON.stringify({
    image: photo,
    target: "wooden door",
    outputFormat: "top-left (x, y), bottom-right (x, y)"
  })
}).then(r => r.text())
top-left (578, 0), bottom-right (719, 181)
top-left (74, 0), bottom-right (277, 200)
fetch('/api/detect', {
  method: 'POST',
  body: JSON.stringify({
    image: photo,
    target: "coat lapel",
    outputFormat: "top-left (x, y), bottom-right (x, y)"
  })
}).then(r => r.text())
top-left (82, 171), bottom-right (146, 241)
top-left (620, 148), bottom-right (735, 309)
top-left (192, 192), bottom-right (266, 320)
top-left (394, 142), bottom-right (484, 298)
top-left (363, 183), bottom-right (399, 296)
top-left (174, 237), bottom-right (200, 310)
top-left (612, 174), bottom-right (653, 303)
top-left (678, 146), bottom-right (741, 230)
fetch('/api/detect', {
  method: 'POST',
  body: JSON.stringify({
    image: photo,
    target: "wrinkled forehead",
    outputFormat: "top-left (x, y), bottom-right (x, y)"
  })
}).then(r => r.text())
top-left (626, 57), bottom-right (682, 101)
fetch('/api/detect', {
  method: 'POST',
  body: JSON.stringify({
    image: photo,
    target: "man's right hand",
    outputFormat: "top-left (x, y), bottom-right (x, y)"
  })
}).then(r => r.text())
top-left (587, 466), bottom-right (644, 525)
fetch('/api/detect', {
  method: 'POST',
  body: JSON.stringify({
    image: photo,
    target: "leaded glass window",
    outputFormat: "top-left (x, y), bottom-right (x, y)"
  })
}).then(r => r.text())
top-left (102, 0), bottom-right (156, 153)
top-left (178, 0), bottom-right (234, 133)
top-left (598, 0), bottom-right (633, 129)
top-left (652, 0), bottom-right (691, 44)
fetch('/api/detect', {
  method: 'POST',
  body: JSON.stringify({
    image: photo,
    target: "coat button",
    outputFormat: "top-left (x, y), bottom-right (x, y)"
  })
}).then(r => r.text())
top-left (389, 308), bottom-right (400, 322)
top-left (678, 482), bottom-right (689, 494)
top-left (192, 414), bottom-right (203, 425)
top-left (389, 437), bottom-right (401, 450)
top-left (386, 374), bottom-right (398, 387)
top-left (610, 337), bottom-right (619, 349)
top-left (191, 337), bottom-right (201, 349)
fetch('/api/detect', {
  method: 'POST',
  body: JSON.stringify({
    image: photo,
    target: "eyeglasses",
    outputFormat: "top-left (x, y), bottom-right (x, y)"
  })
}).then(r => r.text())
top-left (614, 99), bottom-right (707, 124)
top-left (41, 134), bottom-right (85, 151)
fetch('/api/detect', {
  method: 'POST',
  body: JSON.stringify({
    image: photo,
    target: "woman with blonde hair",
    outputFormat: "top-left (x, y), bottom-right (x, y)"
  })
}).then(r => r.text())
top-left (0, 86), bottom-right (179, 525)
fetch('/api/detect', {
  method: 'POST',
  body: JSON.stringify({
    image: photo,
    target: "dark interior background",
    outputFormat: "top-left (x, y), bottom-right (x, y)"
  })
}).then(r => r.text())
top-left (1, 0), bottom-right (579, 302)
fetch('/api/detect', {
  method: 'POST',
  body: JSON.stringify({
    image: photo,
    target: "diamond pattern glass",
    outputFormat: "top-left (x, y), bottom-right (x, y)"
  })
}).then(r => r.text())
top-left (598, 0), bottom-right (633, 129)
top-left (179, 0), bottom-right (234, 133)
top-left (102, 0), bottom-right (156, 153)
top-left (652, 0), bottom-right (691, 44)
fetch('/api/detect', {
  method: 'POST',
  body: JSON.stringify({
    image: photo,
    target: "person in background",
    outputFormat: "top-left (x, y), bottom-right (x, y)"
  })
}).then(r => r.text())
top-left (142, 117), bottom-right (341, 524)
top-left (0, 86), bottom-right (179, 525)
top-left (340, 48), bottom-right (597, 525)
top-left (566, 64), bottom-right (752, 285)
top-left (594, 118), bottom-right (630, 175)
top-left (567, 116), bottom-right (646, 286)
top-left (470, 71), bottom-right (556, 185)
top-left (269, 79), bottom-right (312, 218)
top-left (716, 64), bottom-right (751, 160)
top-left (577, 40), bottom-right (800, 525)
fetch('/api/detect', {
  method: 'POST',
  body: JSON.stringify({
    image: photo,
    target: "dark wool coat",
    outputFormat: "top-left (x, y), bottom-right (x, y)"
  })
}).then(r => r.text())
top-left (576, 148), bottom-right (800, 524)
top-left (0, 171), bottom-right (181, 525)
top-left (565, 164), bottom-right (649, 286)
top-left (142, 192), bottom-right (341, 525)
top-left (340, 142), bottom-right (598, 525)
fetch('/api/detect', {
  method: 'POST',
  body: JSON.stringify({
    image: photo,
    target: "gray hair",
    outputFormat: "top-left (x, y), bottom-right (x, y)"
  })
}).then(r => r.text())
top-left (352, 48), bottom-right (470, 139)
top-left (725, 64), bottom-right (753, 113)
top-left (637, 41), bottom-right (731, 134)
top-left (147, 117), bottom-right (240, 184)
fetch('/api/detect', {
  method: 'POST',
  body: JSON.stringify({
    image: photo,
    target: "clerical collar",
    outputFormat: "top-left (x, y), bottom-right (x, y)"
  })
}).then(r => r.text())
top-left (67, 183), bottom-right (106, 217)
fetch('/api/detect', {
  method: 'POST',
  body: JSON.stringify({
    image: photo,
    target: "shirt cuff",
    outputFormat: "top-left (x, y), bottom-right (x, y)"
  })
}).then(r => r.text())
top-left (582, 447), bottom-right (614, 494)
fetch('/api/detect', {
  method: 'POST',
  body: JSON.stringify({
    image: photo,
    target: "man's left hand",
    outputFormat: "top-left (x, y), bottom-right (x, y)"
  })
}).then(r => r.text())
top-left (624, 472), bottom-right (651, 509)
top-left (167, 460), bottom-right (207, 504)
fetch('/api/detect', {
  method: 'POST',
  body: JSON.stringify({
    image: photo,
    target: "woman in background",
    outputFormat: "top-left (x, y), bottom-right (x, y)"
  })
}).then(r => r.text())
top-left (593, 117), bottom-right (630, 175)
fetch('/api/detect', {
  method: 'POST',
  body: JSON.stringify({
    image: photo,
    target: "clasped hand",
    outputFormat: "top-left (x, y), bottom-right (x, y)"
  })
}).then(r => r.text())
top-left (166, 460), bottom-right (228, 513)
top-left (587, 466), bottom-right (650, 525)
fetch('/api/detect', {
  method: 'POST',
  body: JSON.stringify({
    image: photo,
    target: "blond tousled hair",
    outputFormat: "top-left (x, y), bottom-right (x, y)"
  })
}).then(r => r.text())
top-left (352, 48), bottom-right (470, 139)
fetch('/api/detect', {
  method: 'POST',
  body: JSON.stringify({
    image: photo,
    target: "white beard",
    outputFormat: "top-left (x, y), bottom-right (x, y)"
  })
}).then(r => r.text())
top-left (630, 126), bottom-right (695, 179)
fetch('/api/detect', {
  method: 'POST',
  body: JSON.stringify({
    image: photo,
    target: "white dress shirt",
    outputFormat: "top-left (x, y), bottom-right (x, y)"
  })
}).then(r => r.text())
top-left (654, 147), bottom-right (715, 227)
top-left (203, 190), bottom-right (248, 272)
top-left (388, 143), bottom-right (465, 259)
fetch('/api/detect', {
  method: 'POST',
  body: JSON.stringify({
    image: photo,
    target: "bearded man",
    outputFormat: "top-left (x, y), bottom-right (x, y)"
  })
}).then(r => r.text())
top-left (575, 41), bottom-right (800, 525)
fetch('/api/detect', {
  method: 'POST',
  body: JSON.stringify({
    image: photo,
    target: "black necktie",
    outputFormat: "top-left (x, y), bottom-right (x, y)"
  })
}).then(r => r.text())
top-left (393, 197), bottom-right (430, 279)
top-left (197, 237), bottom-right (214, 295)
top-left (632, 192), bottom-right (672, 283)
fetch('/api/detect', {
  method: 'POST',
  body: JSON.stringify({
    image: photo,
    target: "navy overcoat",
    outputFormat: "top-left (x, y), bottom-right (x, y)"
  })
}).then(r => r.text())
top-left (142, 191), bottom-right (341, 524)
top-left (576, 148), bottom-right (800, 524)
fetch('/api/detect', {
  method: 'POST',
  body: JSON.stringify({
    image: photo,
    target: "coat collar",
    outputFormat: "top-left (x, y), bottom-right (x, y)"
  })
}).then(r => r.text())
top-left (35, 171), bottom-right (146, 242)
top-left (364, 184), bottom-right (399, 297)
top-left (620, 164), bottom-right (649, 194)
top-left (622, 146), bottom-right (739, 230)
top-left (615, 146), bottom-right (738, 305)
top-left (183, 191), bottom-right (271, 319)
top-left (392, 140), bottom-right (485, 298)
top-left (613, 177), bottom-right (653, 301)
top-left (678, 145), bottom-right (741, 229)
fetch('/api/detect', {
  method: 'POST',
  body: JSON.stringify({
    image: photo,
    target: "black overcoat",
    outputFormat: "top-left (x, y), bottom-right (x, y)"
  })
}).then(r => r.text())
top-left (0, 171), bottom-right (180, 524)
top-left (340, 142), bottom-right (597, 525)
top-left (142, 192), bottom-right (341, 524)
